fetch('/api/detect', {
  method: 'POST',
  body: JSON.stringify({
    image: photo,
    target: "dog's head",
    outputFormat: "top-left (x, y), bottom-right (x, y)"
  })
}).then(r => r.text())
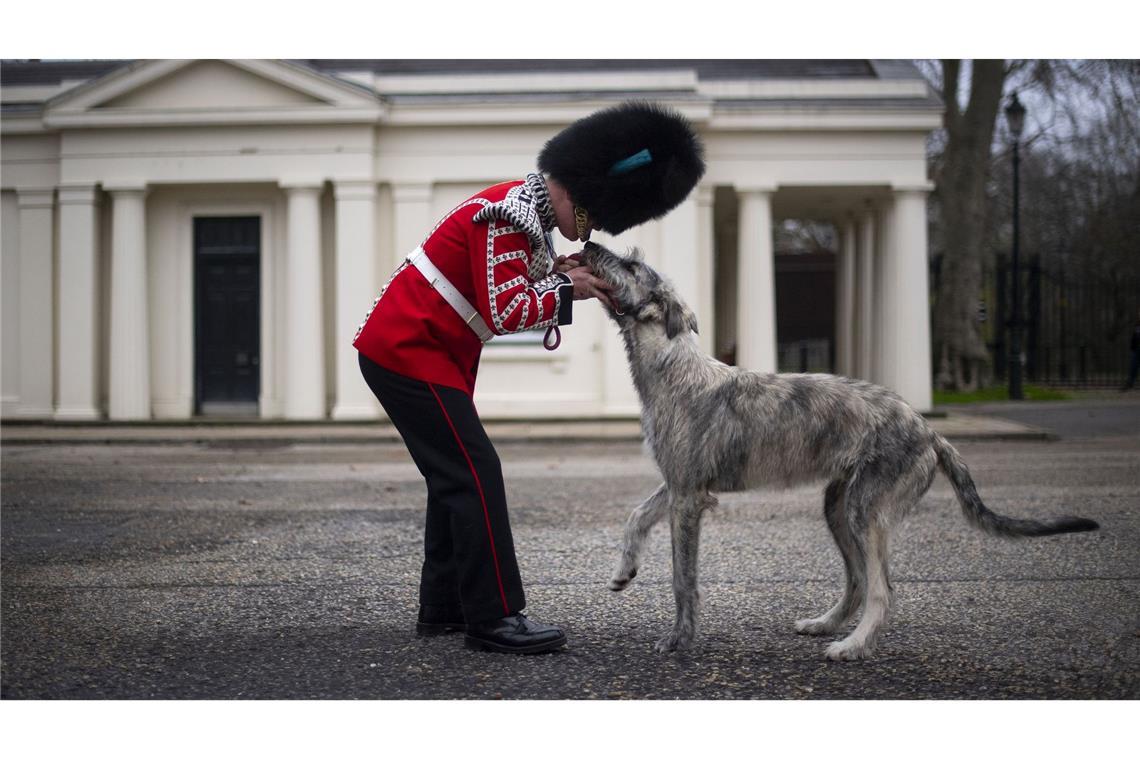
top-left (580, 241), bottom-right (698, 339)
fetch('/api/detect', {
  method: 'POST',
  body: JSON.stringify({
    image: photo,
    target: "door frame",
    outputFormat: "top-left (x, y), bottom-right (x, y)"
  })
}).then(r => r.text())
top-left (193, 215), bottom-right (262, 416)
top-left (177, 199), bottom-right (279, 419)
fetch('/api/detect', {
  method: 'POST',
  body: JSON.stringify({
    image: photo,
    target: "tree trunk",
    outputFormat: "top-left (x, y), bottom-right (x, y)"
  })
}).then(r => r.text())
top-left (932, 59), bottom-right (1008, 390)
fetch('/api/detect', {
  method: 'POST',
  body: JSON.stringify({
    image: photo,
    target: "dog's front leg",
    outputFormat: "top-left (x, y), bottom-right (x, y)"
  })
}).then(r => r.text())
top-left (656, 493), bottom-right (704, 653)
top-left (609, 483), bottom-right (670, 591)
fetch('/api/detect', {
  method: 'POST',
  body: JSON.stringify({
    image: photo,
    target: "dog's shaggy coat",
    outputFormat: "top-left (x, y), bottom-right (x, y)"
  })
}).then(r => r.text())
top-left (580, 242), bottom-right (1098, 660)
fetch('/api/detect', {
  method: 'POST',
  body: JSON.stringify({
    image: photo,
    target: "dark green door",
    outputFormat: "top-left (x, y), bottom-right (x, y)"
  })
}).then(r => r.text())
top-left (194, 217), bottom-right (260, 416)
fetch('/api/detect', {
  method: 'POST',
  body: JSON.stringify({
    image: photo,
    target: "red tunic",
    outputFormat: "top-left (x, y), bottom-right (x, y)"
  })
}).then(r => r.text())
top-left (353, 179), bottom-right (573, 396)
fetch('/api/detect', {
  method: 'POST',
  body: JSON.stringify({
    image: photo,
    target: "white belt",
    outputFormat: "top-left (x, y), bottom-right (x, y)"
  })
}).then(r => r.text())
top-left (406, 247), bottom-right (495, 343)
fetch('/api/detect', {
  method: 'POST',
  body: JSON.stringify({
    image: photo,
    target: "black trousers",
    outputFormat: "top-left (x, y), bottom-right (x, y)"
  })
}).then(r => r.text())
top-left (358, 353), bottom-right (525, 623)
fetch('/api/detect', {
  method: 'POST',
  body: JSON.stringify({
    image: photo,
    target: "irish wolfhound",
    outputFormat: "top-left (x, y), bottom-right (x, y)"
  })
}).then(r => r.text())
top-left (579, 241), bottom-right (1098, 661)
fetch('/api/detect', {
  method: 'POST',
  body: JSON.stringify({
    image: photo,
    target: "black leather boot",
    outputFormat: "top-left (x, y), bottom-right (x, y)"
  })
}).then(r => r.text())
top-left (464, 613), bottom-right (567, 654)
top-left (416, 606), bottom-right (467, 636)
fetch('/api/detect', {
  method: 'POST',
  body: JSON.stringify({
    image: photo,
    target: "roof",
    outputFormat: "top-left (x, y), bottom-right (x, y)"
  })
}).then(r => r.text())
top-left (1, 59), bottom-right (939, 124)
top-left (300, 59), bottom-right (884, 80)
top-left (1, 58), bottom-right (915, 88)
top-left (1, 59), bottom-right (132, 86)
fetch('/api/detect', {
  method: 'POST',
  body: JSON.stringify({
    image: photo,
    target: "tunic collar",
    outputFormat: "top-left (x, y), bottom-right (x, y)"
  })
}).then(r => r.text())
top-left (525, 172), bottom-right (556, 233)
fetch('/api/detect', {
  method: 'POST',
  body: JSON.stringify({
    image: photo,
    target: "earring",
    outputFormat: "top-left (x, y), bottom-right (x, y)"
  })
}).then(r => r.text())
top-left (574, 205), bottom-right (591, 242)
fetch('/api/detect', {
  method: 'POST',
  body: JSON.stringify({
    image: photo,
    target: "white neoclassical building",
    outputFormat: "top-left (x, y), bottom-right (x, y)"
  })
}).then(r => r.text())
top-left (1, 59), bottom-right (941, 421)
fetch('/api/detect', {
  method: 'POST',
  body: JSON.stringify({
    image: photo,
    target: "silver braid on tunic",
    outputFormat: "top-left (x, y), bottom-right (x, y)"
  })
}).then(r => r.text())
top-left (471, 172), bottom-right (557, 255)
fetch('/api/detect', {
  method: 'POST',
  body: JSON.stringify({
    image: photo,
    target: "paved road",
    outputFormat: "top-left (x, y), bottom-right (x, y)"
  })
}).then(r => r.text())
top-left (2, 421), bottom-right (1137, 699)
top-left (948, 397), bottom-right (1140, 440)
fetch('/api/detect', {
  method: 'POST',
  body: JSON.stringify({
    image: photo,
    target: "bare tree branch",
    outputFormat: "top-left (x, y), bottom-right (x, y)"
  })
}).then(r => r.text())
top-left (942, 59), bottom-right (961, 130)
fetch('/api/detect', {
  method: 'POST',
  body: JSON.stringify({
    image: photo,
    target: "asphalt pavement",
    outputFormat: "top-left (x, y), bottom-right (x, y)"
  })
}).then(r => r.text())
top-left (947, 397), bottom-right (1140, 439)
top-left (1, 401), bottom-right (1137, 699)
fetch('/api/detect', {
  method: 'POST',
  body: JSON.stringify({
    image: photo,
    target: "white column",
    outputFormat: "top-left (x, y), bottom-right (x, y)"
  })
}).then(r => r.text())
top-left (660, 191), bottom-right (700, 333)
top-left (695, 185), bottom-right (716, 355)
top-left (332, 181), bottom-right (380, 419)
top-left (887, 187), bottom-right (933, 411)
top-left (835, 215), bottom-right (857, 377)
top-left (56, 184), bottom-right (102, 420)
top-left (736, 187), bottom-right (778, 373)
top-left (283, 182), bottom-right (326, 419)
top-left (15, 189), bottom-right (55, 417)
top-left (391, 182), bottom-right (432, 266)
top-left (873, 201), bottom-right (893, 385)
top-left (1, 192), bottom-right (19, 417)
top-left (855, 205), bottom-right (876, 381)
top-left (108, 186), bottom-right (151, 420)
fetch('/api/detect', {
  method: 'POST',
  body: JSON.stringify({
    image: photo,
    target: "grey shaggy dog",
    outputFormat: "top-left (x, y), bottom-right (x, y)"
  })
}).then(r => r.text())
top-left (580, 241), bottom-right (1099, 661)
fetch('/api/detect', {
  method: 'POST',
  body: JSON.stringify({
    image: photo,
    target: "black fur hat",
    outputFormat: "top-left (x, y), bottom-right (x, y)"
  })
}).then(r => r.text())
top-left (537, 101), bottom-right (705, 235)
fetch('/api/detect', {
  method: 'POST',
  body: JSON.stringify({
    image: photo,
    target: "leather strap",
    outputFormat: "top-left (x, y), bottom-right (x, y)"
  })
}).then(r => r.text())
top-left (406, 247), bottom-right (494, 343)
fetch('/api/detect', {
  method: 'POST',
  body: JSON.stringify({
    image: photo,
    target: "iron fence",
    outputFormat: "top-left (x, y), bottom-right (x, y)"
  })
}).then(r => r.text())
top-left (991, 257), bottom-right (1139, 387)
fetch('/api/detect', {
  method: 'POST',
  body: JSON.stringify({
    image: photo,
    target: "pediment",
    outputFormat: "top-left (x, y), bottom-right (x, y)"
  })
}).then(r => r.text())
top-left (99, 60), bottom-right (328, 109)
top-left (44, 59), bottom-right (383, 128)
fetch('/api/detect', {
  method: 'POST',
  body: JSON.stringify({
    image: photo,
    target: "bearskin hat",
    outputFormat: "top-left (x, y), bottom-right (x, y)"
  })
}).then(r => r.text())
top-left (537, 101), bottom-right (705, 235)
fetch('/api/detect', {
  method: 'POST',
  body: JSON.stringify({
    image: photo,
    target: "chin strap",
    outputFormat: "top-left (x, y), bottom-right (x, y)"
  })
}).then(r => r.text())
top-left (543, 325), bottom-right (561, 351)
top-left (574, 206), bottom-right (591, 242)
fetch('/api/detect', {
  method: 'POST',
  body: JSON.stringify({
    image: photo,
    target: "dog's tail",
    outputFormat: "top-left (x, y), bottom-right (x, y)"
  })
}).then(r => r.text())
top-left (933, 434), bottom-right (1099, 538)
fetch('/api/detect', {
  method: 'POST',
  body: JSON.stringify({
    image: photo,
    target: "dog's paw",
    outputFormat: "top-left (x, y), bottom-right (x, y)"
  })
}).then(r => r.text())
top-left (654, 631), bottom-right (692, 653)
top-left (824, 638), bottom-right (874, 662)
top-left (607, 567), bottom-right (637, 592)
top-left (794, 617), bottom-right (838, 636)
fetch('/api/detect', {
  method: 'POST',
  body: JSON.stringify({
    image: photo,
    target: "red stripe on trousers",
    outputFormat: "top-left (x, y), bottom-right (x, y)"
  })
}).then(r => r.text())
top-left (428, 383), bottom-right (510, 617)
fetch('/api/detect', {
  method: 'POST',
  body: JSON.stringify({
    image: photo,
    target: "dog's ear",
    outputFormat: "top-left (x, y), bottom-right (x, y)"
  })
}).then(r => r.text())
top-left (626, 247), bottom-right (645, 263)
top-left (664, 299), bottom-right (699, 339)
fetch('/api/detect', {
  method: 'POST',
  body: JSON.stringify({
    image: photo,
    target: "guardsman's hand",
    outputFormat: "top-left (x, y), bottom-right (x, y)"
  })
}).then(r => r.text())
top-left (554, 254), bottom-right (585, 273)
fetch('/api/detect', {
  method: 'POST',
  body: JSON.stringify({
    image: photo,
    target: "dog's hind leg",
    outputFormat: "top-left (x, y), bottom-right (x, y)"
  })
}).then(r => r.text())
top-left (826, 514), bottom-right (894, 662)
top-left (824, 455), bottom-right (933, 660)
top-left (655, 492), bottom-right (707, 652)
top-left (795, 479), bottom-right (865, 636)
top-left (609, 482), bottom-right (670, 591)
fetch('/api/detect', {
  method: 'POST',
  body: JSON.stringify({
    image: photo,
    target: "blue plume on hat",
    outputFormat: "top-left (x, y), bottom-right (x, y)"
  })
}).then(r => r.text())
top-left (537, 101), bottom-right (706, 235)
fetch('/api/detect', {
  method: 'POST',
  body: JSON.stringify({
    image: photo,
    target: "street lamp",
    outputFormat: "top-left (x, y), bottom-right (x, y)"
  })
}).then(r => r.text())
top-left (1005, 91), bottom-right (1027, 400)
